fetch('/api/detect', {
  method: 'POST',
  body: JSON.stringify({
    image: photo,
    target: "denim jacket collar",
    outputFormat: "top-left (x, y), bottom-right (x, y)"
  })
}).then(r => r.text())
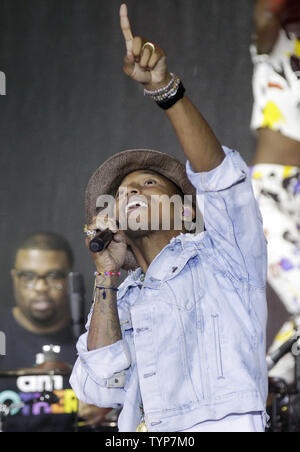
top-left (118, 232), bottom-right (205, 300)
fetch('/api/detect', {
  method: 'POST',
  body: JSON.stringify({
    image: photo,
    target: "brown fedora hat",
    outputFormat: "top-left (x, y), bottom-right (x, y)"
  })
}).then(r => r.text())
top-left (85, 149), bottom-right (196, 270)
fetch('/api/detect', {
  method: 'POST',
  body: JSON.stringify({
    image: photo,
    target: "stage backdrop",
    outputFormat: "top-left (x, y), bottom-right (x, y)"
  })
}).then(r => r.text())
top-left (0, 0), bottom-right (283, 345)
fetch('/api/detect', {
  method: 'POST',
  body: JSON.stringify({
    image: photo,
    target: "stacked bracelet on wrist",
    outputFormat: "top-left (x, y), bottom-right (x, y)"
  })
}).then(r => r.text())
top-left (144, 73), bottom-right (186, 110)
top-left (144, 73), bottom-right (180, 100)
top-left (156, 81), bottom-right (186, 110)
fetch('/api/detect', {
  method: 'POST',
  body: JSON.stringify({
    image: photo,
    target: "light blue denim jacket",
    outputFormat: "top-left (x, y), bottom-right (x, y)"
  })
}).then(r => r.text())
top-left (70, 147), bottom-right (268, 432)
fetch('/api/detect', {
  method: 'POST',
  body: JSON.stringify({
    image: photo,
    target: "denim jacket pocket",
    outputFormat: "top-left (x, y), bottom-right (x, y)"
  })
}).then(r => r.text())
top-left (162, 280), bottom-right (195, 311)
top-left (161, 257), bottom-right (202, 312)
top-left (212, 314), bottom-right (225, 380)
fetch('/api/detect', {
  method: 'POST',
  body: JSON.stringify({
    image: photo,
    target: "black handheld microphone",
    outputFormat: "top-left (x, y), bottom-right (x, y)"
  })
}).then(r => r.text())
top-left (68, 272), bottom-right (85, 339)
top-left (266, 332), bottom-right (300, 371)
top-left (89, 229), bottom-right (115, 253)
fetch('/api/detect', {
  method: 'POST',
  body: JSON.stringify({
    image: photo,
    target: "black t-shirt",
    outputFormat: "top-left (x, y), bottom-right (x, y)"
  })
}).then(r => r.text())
top-left (0, 309), bottom-right (78, 432)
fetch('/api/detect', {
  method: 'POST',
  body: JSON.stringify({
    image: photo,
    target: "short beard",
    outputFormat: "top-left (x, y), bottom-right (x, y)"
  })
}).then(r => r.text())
top-left (26, 301), bottom-right (57, 326)
top-left (29, 310), bottom-right (57, 326)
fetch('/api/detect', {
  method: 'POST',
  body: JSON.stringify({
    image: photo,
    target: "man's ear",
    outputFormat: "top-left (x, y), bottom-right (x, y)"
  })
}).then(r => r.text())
top-left (182, 205), bottom-right (197, 233)
top-left (182, 205), bottom-right (196, 222)
top-left (10, 269), bottom-right (18, 287)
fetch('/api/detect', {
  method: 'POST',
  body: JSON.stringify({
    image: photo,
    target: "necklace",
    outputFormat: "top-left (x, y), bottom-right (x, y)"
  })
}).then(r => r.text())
top-left (136, 406), bottom-right (148, 432)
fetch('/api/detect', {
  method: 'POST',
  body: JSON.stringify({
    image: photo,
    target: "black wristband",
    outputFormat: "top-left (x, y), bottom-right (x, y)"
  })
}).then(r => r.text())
top-left (156, 82), bottom-right (186, 110)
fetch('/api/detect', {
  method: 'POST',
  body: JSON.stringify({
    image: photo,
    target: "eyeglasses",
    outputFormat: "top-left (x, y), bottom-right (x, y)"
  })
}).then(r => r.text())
top-left (15, 271), bottom-right (68, 290)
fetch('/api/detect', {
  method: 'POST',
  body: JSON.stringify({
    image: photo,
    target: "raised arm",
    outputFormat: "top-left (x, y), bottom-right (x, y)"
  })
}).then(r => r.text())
top-left (120, 4), bottom-right (224, 173)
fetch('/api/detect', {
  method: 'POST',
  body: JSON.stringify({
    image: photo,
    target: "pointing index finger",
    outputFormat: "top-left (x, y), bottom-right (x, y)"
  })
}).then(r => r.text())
top-left (120, 3), bottom-right (133, 57)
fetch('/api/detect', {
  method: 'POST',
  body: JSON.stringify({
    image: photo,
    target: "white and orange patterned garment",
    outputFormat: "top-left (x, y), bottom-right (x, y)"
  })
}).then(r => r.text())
top-left (251, 30), bottom-right (300, 141)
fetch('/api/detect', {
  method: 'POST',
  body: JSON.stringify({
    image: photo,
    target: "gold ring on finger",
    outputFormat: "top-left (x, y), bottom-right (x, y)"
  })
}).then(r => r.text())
top-left (84, 225), bottom-right (97, 238)
top-left (142, 42), bottom-right (155, 56)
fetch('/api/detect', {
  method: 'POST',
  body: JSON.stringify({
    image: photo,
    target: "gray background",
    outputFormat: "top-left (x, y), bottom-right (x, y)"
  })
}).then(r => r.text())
top-left (2, 0), bottom-right (281, 339)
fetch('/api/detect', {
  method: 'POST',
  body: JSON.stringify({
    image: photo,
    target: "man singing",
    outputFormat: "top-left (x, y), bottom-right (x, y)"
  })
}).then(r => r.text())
top-left (70, 4), bottom-right (269, 432)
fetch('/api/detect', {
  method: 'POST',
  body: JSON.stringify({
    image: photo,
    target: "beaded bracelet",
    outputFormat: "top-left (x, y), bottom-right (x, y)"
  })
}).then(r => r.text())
top-left (156, 81), bottom-right (186, 110)
top-left (94, 271), bottom-right (121, 277)
top-left (145, 75), bottom-right (181, 103)
top-left (144, 73), bottom-right (185, 110)
top-left (152, 78), bottom-right (181, 103)
top-left (144, 73), bottom-right (177, 97)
